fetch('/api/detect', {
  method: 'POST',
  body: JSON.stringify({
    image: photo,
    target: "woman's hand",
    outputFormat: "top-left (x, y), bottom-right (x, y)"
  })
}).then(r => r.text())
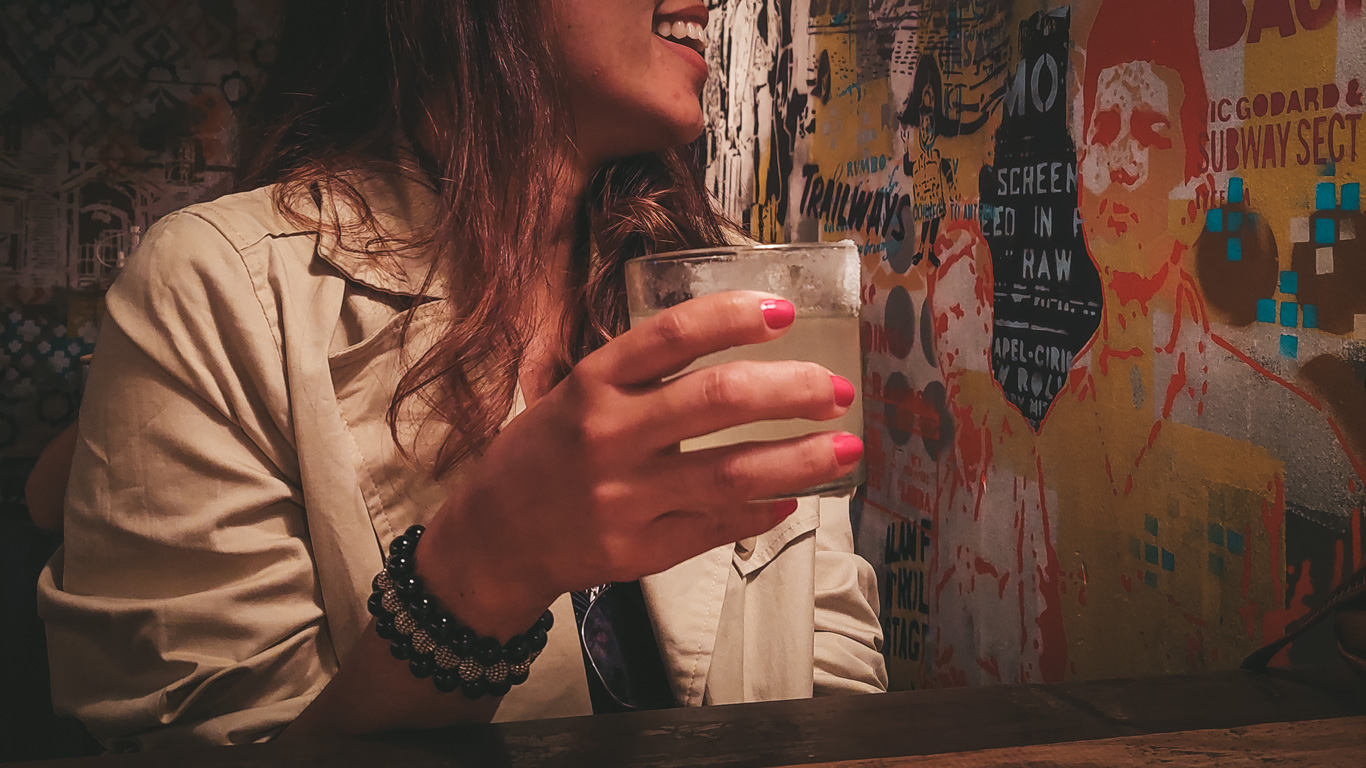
top-left (419, 291), bottom-right (862, 638)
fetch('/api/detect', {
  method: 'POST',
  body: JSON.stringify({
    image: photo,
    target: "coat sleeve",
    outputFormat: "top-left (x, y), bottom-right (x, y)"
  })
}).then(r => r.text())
top-left (811, 495), bottom-right (888, 695)
top-left (36, 211), bottom-right (337, 749)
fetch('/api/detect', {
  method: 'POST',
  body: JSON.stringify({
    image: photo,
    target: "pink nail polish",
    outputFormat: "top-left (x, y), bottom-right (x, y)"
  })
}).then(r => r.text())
top-left (761, 299), bottom-right (795, 329)
top-left (832, 434), bottom-right (864, 465)
top-left (831, 375), bottom-right (855, 407)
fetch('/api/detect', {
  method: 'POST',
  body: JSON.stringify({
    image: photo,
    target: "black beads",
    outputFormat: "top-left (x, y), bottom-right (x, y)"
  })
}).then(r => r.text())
top-left (375, 615), bottom-right (397, 640)
top-left (370, 527), bottom-right (549, 700)
top-left (450, 627), bottom-right (475, 657)
top-left (504, 636), bottom-right (531, 664)
top-left (407, 595), bottom-right (436, 622)
top-left (389, 536), bottom-right (414, 559)
top-left (408, 656), bottom-right (435, 679)
top-left (386, 554), bottom-right (414, 577)
top-left (433, 671), bottom-right (461, 693)
top-left (428, 612), bottom-right (456, 643)
top-left (474, 637), bottom-right (502, 666)
top-left (392, 574), bottom-right (422, 599)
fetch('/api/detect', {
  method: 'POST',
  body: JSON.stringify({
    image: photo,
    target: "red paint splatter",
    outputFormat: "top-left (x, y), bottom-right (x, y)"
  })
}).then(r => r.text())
top-left (935, 564), bottom-right (958, 605)
top-left (1163, 352), bottom-right (1188, 418)
top-left (1108, 261), bottom-right (1172, 313)
top-left (998, 572), bottom-right (1012, 599)
top-left (973, 556), bottom-right (1000, 578)
top-left (1124, 475), bottom-right (1134, 495)
top-left (977, 655), bottom-right (1002, 681)
top-left (1260, 558), bottom-right (1317, 663)
top-left (1120, 574), bottom-right (1132, 593)
top-left (1133, 422), bottom-right (1164, 468)
top-left (1098, 345), bottom-right (1143, 376)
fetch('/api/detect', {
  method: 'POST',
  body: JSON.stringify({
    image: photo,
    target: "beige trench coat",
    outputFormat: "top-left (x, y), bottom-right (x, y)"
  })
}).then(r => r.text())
top-left (37, 173), bottom-right (887, 750)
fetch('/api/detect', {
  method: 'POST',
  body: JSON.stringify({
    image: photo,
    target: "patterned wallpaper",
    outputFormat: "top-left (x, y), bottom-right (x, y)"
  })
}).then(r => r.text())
top-left (0, 0), bottom-right (279, 457)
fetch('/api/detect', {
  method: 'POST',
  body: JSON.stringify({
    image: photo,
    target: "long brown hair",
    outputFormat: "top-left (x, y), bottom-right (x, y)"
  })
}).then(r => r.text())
top-left (239, 0), bottom-right (737, 476)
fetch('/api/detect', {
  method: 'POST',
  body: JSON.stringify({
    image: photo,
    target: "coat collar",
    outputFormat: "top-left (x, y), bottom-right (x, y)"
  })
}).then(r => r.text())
top-left (310, 168), bottom-right (449, 300)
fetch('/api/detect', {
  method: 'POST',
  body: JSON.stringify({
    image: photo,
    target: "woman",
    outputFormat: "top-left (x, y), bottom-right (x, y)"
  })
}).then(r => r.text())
top-left (37, 0), bottom-right (886, 750)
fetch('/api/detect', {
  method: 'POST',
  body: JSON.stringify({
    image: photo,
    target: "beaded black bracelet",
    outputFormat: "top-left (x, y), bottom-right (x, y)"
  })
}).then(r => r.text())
top-left (367, 524), bottom-right (553, 698)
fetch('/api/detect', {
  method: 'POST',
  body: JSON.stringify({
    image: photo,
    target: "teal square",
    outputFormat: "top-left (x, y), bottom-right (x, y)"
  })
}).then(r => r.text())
top-left (1144, 514), bottom-right (1159, 536)
top-left (1129, 536), bottom-right (1142, 559)
top-left (1145, 543), bottom-right (1159, 565)
top-left (1227, 238), bottom-right (1242, 261)
top-left (1280, 334), bottom-right (1299, 358)
top-left (1344, 182), bottom-right (1360, 211)
top-left (1144, 570), bottom-right (1159, 588)
top-left (1160, 549), bottom-right (1175, 572)
top-left (1280, 271), bottom-right (1298, 294)
top-left (1316, 218), bottom-right (1335, 244)
top-left (1208, 523), bottom-right (1224, 546)
top-left (1228, 211), bottom-right (1243, 231)
top-left (1209, 553), bottom-right (1225, 577)
top-left (1317, 182), bottom-right (1337, 210)
top-left (1229, 177), bottom-right (1244, 203)
top-left (1207, 209), bottom-right (1224, 232)
top-left (1257, 299), bottom-right (1277, 323)
top-left (1226, 529), bottom-right (1245, 555)
top-left (1303, 304), bottom-right (1318, 329)
top-left (1280, 302), bottom-right (1298, 327)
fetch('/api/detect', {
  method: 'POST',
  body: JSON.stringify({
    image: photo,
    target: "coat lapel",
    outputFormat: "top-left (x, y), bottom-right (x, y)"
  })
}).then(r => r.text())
top-left (639, 544), bottom-right (732, 707)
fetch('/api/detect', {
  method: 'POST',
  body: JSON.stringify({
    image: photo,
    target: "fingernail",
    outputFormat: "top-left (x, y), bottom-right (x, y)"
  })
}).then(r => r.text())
top-left (833, 434), bottom-right (864, 465)
top-left (772, 499), bottom-right (799, 519)
top-left (761, 298), bottom-right (795, 329)
top-left (831, 375), bottom-right (855, 407)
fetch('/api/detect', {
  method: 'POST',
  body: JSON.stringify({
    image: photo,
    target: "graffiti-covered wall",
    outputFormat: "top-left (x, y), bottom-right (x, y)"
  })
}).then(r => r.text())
top-left (707, 0), bottom-right (1366, 688)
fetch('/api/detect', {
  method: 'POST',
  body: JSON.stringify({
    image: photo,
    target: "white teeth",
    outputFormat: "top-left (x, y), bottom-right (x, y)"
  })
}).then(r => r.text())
top-left (654, 18), bottom-right (707, 51)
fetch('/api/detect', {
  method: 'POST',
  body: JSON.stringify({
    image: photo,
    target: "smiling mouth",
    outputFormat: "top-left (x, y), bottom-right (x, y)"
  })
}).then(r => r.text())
top-left (654, 18), bottom-right (707, 56)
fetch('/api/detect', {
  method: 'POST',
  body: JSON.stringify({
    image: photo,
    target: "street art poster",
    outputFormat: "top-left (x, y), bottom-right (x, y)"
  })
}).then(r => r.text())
top-left (707, 0), bottom-right (1366, 690)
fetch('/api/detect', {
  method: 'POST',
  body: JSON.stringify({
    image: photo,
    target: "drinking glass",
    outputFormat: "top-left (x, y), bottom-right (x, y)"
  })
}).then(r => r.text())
top-left (625, 241), bottom-right (864, 497)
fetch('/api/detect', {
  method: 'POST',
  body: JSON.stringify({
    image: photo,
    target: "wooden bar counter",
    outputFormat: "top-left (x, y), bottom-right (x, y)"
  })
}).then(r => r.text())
top-left (14, 669), bottom-right (1365, 767)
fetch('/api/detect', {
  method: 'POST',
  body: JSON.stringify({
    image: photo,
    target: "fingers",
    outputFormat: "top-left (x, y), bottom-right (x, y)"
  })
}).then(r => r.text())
top-left (638, 360), bottom-right (855, 448)
top-left (646, 431), bottom-right (864, 508)
top-left (582, 291), bottom-right (795, 386)
top-left (641, 500), bottom-right (801, 567)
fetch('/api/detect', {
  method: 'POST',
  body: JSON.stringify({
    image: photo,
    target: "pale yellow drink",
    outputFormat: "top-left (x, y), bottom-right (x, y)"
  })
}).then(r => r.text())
top-left (630, 313), bottom-right (865, 497)
top-left (625, 241), bottom-right (864, 497)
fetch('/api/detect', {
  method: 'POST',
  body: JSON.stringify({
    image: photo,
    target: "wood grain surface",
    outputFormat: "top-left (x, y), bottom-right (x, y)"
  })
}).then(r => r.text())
top-left (12, 669), bottom-right (1364, 768)
top-left (798, 716), bottom-right (1366, 768)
